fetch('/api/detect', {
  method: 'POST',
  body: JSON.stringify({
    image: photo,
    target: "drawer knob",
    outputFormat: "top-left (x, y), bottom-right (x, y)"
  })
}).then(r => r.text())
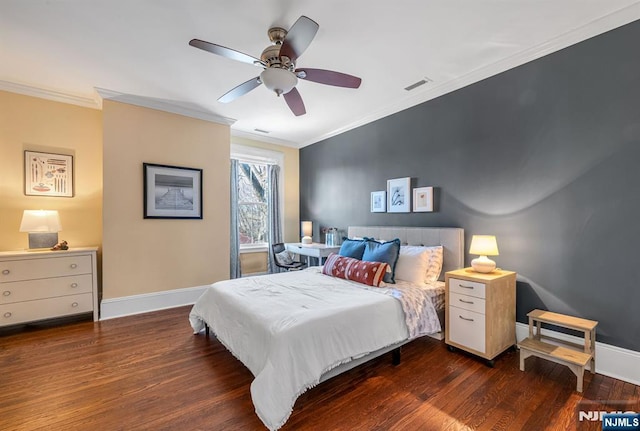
top-left (459, 298), bottom-right (474, 304)
top-left (3, 312), bottom-right (11, 318)
top-left (459, 315), bottom-right (474, 322)
top-left (2, 291), bottom-right (10, 297)
top-left (1, 269), bottom-right (9, 275)
top-left (70, 263), bottom-right (78, 269)
top-left (459, 284), bottom-right (474, 289)
top-left (71, 283), bottom-right (78, 288)
top-left (72, 302), bottom-right (79, 307)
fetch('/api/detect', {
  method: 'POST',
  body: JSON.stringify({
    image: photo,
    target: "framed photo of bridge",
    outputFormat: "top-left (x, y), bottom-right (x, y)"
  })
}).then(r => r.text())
top-left (143, 163), bottom-right (202, 219)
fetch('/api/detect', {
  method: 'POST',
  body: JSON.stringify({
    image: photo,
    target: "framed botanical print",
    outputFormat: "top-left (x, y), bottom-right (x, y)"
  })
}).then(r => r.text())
top-left (387, 177), bottom-right (411, 213)
top-left (371, 191), bottom-right (386, 212)
top-left (413, 187), bottom-right (434, 212)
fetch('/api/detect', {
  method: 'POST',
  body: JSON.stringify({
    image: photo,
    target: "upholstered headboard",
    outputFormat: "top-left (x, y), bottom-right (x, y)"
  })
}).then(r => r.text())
top-left (347, 226), bottom-right (464, 280)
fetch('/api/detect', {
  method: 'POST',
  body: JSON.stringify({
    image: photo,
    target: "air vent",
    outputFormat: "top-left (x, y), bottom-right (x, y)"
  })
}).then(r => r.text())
top-left (404, 77), bottom-right (432, 91)
top-left (254, 128), bottom-right (270, 134)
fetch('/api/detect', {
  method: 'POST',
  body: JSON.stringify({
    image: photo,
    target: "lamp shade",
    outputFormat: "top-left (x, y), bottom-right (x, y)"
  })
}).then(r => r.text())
top-left (19, 210), bottom-right (62, 233)
top-left (260, 68), bottom-right (298, 96)
top-left (469, 235), bottom-right (499, 256)
top-left (301, 220), bottom-right (312, 244)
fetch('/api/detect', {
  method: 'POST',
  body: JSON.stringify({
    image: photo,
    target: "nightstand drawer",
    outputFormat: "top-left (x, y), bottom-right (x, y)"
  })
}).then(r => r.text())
top-left (0, 293), bottom-right (93, 326)
top-left (0, 255), bottom-right (92, 283)
top-left (449, 305), bottom-right (486, 353)
top-left (450, 291), bottom-right (485, 314)
top-left (1, 274), bottom-right (93, 304)
top-left (449, 277), bottom-right (486, 299)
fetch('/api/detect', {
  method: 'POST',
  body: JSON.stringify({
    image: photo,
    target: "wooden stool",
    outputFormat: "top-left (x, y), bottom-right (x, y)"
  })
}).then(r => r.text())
top-left (518, 309), bottom-right (597, 392)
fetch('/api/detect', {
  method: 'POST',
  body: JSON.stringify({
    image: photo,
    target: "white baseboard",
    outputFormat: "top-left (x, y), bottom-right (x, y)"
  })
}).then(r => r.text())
top-left (515, 322), bottom-right (640, 386)
top-left (100, 285), bottom-right (209, 320)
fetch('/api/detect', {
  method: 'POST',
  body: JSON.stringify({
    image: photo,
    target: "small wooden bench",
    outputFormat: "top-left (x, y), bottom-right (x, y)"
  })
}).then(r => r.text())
top-left (518, 309), bottom-right (598, 392)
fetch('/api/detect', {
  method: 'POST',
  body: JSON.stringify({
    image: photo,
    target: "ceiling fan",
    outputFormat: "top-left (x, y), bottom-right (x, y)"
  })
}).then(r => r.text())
top-left (189, 15), bottom-right (362, 116)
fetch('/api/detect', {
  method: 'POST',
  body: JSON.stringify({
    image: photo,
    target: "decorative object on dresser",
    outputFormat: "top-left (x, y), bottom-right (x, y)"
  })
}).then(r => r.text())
top-left (301, 220), bottom-right (313, 244)
top-left (412, 186), bottom-right (434, 212)
top-left (0, 247), bottom-right (99, 326)
top-left (445, 268), bottom-right (517, 366)
top-left (24, 150), bottom-right (74, 197)
top-left (143, 163), bottom-right (203, 219)
top-left (387, 177), bottom-right (411, 213)
top-left (19, 209), bottom-right (62, 250)
top-left (469, 235), bottom-right (500, 273)
top-left (370, 191), bottom-right (386, 212)
top-left (518, 309), bottom-right (598, 392)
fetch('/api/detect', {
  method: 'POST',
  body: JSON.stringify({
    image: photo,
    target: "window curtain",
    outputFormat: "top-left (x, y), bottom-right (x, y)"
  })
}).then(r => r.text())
top-left (267, 164), bottom-right (282, 273)
top-left (230, 159), bottom-right (241, 279)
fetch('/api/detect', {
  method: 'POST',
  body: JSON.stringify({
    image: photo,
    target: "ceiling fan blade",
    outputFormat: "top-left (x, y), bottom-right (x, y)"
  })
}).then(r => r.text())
top-left (189, 39), bottom-right (262, 67)
top-left (296, 68), bottom-right (362, 88)
top-left (218, 77), bottom-right (262, 103)
top-left (283, 87), bottom-right (306, 116)
top-left (279, 16), bottom-right (319, 62)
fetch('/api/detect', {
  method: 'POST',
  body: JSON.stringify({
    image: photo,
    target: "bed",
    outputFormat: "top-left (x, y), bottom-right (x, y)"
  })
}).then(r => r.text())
top-left (189, 226), bottom-right (463, 430)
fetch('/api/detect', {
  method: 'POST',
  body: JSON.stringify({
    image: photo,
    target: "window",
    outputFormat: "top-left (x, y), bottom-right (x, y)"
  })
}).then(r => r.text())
top-left (237, 161), bottom-right (268, 247)
top-left (231, 144), bottom-right (284, 252)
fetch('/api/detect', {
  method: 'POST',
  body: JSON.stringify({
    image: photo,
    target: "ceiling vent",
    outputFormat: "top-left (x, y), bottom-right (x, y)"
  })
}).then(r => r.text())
top-left (254, 128), bottom-right (270, 134)
top-left (404, 77), bottom-right (432, 91)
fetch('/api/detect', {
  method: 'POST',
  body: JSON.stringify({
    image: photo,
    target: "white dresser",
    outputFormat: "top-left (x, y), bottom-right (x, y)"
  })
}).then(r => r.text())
top-left (445, 268), bottom-right (516, 365)
top-left (0, 247), bottom-right (99, 326)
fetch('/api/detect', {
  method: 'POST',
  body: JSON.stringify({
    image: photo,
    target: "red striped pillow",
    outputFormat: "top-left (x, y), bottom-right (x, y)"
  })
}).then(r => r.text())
top-left (322, 253), bottom-right (389, 287)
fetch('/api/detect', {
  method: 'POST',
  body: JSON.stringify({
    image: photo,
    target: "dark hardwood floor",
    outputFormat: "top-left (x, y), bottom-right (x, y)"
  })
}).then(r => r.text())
top-left (1, 306), bottom-right (638, 431)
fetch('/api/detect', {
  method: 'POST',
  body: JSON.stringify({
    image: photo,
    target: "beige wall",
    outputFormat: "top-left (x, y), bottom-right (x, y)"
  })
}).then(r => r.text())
top-left (102, 101), bottom-right (230, 299)
top-left (0, 91), bottom-right (102, 251)
top-left (232, 136), bottom-right (300, 275)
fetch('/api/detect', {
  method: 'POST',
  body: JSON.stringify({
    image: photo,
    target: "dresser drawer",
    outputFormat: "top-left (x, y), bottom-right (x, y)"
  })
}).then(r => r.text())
top-left (0, 293), bottom-right (93, 326)
top-left (448, 305), bottom-right (486, 353)
top-left (0, 255), bottom-right (92, 283)
top-left (1, 274), bottom-right (93, 305)
top-left (449, 277), bottom-right (486, 299)
top-left (449, 291), bottom-right (485, 314)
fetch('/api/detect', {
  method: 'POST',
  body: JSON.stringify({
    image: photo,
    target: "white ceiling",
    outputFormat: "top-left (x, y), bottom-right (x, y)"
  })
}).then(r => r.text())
top-left (1, 1), bottom-right (639, 148)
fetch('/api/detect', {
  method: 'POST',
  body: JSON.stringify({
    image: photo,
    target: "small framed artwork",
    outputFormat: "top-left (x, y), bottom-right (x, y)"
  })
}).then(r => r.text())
top-left (143, 163), bottom-right (203, 219)
top-left (413, 187), bottom-right (434, 212)
top-left (24, 150), bottom-right (74, 197)
top-left (371, 191), bottom-right (386, 212)
top-left (387, 177), bottom-right (411, 213)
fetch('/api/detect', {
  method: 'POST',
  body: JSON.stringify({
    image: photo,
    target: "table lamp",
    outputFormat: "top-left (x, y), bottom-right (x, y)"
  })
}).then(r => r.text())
top-left (301, 221), bottom-right (312, 244)
top-left (20, 210), bottom-right (62, 249)
top-left (469, 235), bottom-right (499, 273)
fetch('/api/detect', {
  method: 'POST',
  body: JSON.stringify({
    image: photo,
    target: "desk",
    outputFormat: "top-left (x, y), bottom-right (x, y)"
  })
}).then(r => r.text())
top-left (285, 243), bottom-right (340, 266)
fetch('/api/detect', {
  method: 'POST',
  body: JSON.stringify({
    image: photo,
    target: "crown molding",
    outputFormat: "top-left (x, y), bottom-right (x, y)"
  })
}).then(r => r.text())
top-left (95, 88), bottom-right (236, 126)
top-left (0, 80), bottom-right (100, 109)
top-left (301, 3), bottom-right (640, 147)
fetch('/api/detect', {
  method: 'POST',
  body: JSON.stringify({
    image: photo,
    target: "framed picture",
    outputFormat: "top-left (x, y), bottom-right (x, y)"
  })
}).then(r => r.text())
top-left (24, 151), bottom-right (74, 197)
top-left (371, 191), bottom-right (386, 212)
top-left (387, 177), bottom-right (411, 213)
top-left (413, 187), bottom-right (434, 212)
top-left (143, 163), bottom-right (202, 219)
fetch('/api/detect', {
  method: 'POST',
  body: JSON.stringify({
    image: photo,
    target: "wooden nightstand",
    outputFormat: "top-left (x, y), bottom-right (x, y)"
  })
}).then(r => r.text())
top-left (445, 268), bottom-right (517, 366)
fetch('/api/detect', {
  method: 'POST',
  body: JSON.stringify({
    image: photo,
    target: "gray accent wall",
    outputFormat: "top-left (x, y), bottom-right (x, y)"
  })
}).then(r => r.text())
top-left (300, 20), bottom-right (640, 351)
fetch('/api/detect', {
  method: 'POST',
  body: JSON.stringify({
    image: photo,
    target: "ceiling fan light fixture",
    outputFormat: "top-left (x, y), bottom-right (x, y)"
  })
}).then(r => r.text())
top-left (260, 68), bottom-right (298, 96)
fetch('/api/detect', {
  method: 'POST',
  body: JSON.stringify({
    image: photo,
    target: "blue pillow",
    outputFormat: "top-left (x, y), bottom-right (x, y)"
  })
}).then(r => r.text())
top-left (338, 237), bottom-right (367, 259)
top-left (362, 238), bottom-right (401, 283)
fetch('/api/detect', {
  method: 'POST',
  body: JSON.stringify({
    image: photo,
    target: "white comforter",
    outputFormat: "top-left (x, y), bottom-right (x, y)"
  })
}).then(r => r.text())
top-left (189, 267), bottom-right (440, 430)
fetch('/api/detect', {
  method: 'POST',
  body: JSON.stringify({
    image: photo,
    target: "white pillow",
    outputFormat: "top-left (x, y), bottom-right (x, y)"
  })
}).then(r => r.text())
top-left (394, 245), bottom-right (443, 285)
top-left (276, 250), bottom-right (294, 265)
